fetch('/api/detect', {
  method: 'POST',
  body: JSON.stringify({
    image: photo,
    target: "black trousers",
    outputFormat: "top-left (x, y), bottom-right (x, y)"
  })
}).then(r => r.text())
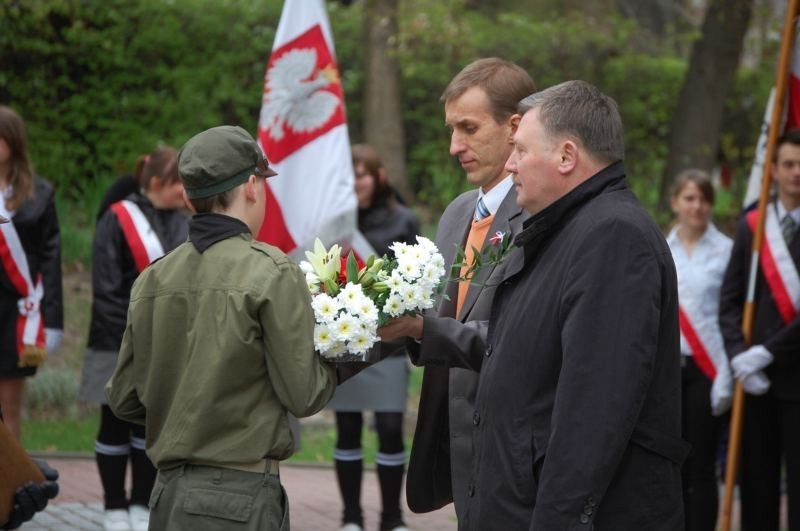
top-left (741, 392), bottom-right (800, 531)
top-left (681, 356), bottom-right (724, 531)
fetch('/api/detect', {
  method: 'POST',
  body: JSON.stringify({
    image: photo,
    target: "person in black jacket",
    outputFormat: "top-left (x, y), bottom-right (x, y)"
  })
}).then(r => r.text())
top-left (382, 80), bottom-right (687, 530)
top-left (0, 105), bottom-right (63, 441)
top-left (78, 147), bottom-right (188, 531)
top-left (327, 144), bottom-right (419, 531)
top-left (719, 130), bottom-right (800, 531)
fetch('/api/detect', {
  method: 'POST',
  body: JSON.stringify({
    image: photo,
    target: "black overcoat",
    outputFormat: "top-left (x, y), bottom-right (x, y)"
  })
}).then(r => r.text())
top-left (415, 162), bottom-right (688, 530)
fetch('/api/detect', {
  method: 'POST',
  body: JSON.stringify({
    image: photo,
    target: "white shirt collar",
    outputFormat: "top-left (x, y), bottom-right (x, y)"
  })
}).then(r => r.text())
top-left (666, 222), bottom-right (725, 250)
top-left (478, 175), bottom-right (513, 216)
top-left (776, 199), bottom-right (800, 225)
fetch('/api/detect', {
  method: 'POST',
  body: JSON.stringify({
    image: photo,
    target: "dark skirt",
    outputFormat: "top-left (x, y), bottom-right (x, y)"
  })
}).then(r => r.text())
top-left (0, 294), bottom-right (36, 378)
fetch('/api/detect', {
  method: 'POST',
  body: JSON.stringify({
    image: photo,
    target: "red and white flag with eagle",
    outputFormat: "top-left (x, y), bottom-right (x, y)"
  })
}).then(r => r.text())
top-left (256, 0), bottom-right (373, 258)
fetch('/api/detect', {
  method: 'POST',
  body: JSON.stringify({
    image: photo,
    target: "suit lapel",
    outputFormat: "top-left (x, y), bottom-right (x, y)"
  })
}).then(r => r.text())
top-left (437, 192), bottom-right (477, 319)
top-left (458, 187), bottom-right (524, 321)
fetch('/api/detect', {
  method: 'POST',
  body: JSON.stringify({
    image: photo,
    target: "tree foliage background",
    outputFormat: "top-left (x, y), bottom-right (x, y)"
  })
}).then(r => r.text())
top-left (0, 0), bottom-right (779, 248)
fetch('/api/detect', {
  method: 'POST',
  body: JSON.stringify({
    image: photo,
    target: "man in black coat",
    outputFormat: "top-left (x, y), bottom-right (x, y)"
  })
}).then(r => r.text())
top-left (719, 130), bottom-right (800, 531)
top-left (383, 80), bottom-right (687, 530)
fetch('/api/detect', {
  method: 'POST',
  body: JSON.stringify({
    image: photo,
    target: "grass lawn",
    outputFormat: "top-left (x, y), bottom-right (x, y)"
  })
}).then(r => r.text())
top-left (24, 415), bottom-right (415, 466)
top-left (23, 415), bottom-right (99, 454)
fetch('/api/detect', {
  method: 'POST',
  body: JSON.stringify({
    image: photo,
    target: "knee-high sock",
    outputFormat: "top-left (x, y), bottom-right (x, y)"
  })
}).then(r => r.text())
top-left (129, 435), bottom-right (157, 507)
top-left (375, 412), bottom-right (405, 530)
top-left (96, 405), bottom-right (131, 510)
top-left (335, 411), bottom-right (364, 526)
top-left (95, 440), bottom-right (130, 510)
top-left (376, 452), bottom-right (405, 530)
top-left (335, 448), bottom-right (364, 526)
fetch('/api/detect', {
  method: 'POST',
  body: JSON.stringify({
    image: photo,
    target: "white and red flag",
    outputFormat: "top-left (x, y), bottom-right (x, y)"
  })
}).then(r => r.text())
top-left (743, 21), bottom-right (800, 206)
top-left (256, 0), bottom-right (372, 258)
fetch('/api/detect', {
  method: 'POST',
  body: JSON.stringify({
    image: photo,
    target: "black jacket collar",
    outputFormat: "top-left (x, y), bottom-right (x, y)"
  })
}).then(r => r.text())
top-left (189, 213), bottom-right (250, 253)
top-left (514, 161), bottom-right (627, 254)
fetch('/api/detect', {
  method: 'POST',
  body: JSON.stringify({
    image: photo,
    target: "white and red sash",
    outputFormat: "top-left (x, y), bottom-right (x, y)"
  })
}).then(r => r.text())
top-left (0, 201), bottom-right (46, 363)
top-left (747, 207), bottom-right (800, 324)
top-left (110, 200), bottom-right (165, 273)
top-left (678, 305), bottom-right (723, 380)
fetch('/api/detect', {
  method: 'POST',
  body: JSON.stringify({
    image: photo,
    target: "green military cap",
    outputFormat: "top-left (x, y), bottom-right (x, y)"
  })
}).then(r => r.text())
top-left (178, 125), bottom-right (277, 199)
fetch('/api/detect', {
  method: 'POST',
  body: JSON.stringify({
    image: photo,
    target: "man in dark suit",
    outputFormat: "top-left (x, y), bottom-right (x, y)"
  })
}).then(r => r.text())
top-left (380, 58), bottom-right (534, 521)
top-left (719, 129), bottom-right (800, 531)
top-left (384, 80), bottom-right (688, 529)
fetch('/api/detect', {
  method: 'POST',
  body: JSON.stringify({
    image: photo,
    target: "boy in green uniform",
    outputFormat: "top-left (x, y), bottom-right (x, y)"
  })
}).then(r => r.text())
top-left (106, 125), bottom-right (353, 530)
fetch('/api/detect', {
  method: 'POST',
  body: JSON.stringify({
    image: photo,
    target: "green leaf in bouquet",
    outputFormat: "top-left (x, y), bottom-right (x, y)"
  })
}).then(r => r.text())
top-left (372, 281), bottom-right (388, 293)
top-left (366, 254), bottom-right (375, 269)
top-left (324, 278), bottom-right (340, 296)
top-left (346, 251), bottom-right (358, 283)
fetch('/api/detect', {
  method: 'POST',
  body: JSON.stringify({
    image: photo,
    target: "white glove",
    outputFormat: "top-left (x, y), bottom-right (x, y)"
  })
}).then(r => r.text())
top-left (741, 370), bottom-right (771, 395)
top-left (44, 328), bottom-right (64, 355)
top-left (710, 369), bottom-right (733, 416)
top-left (731, 345), bottom-right (774, 380)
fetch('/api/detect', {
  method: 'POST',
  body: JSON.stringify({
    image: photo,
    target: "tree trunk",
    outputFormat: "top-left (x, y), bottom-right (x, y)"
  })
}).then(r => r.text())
top-left (363, 0), bottom-right (413, 203)
top-left (616, 0), bottom-right (678, 38)
top-left (658, 0), bottom-right (753, 212)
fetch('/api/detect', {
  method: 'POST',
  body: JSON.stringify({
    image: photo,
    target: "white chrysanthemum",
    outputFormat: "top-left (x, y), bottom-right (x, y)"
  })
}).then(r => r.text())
top-left (399, 283), bottom-right (417, 304)
top-left (351, 297), bottom-right (379, 324)
top-left (305, 272), bottom-right (321, 293)
top-left (314, 324), bottom-right (335, 352)
top-left (430, 253), bottom-right (445, 270)
top-left (417, 292), bottom-right (435, 310)
top-left (332, 313), bottom-right (360, 341)
top-left (390, 241), bottom-right (411, 259)
top-left (421, 264), bottom-right (443, 285)
top-left (299, 260), bottom-right (315, 275)
top-left (311, 293), bottom-right (339, 323)
top-left (323, 341), bottom-right (347, 359)
top-left (415, 236), bottom-right (437, 254)
top-left (386, 270), bottom-right (405, 292)
top-left (348, 330), bottom-right (377, 355)
top-left (338, 282), bottom-right (364, 305)
top-left (384, 294), bottom-right (404, 317)
top-left (397, 257), bottom-right (421, 280)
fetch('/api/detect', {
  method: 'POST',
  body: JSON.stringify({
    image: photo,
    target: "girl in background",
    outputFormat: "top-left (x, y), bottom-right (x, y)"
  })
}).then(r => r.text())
top-left (0, 105), bottom-right (63, 441)
top-left (666, 169), bottom-right (733, 531)
top-left (328, 145), bottom-right (418, 531)
top-left (79, 147), bottom-right (188, 531)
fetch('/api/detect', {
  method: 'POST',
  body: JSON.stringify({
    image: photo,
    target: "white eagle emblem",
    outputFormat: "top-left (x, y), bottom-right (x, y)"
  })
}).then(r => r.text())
top-left (260, 48), bottom-right (341, 141)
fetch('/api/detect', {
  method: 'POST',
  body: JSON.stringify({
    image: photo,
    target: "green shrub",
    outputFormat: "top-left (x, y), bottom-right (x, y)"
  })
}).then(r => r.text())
top-left (0, 0), bottom-right (777, 254)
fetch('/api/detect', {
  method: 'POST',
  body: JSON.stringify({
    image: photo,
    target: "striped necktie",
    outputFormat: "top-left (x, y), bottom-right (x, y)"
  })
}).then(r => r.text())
top-left (474, 196), bottom-right (490, 222)
top-left (782, 214), bottom-right (797, 244)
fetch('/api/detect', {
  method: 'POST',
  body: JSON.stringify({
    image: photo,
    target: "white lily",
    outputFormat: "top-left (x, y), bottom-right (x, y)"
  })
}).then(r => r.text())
top-left (304, 238), bottom-right (342, 283)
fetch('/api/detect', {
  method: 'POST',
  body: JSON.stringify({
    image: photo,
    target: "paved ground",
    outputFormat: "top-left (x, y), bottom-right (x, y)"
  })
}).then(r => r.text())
top-left (19, 456), bottom-right (790, 530)
top-left (21, 457), bottom-right (457, 530)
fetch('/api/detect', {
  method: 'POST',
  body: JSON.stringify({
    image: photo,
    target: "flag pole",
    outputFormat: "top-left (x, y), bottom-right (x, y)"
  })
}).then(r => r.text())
top-left (720, 1), bottom-right (800, 529)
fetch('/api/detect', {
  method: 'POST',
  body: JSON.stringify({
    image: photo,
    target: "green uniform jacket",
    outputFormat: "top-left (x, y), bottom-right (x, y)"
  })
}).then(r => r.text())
top-left (106, 230), bottom-right (338, 470)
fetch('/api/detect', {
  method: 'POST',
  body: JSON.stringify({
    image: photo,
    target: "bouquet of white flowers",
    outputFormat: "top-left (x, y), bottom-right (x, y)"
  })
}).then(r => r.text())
top-left (300, 236), bottom-right (446, 361)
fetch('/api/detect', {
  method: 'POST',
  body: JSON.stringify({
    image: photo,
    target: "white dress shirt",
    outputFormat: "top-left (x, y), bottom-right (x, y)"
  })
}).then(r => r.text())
top-left (666, 223), bottom-right (733, 357)
top-left (776, 199), bottom-right (800, 229)
top-left (477, 175), bottom-right (513, 216)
